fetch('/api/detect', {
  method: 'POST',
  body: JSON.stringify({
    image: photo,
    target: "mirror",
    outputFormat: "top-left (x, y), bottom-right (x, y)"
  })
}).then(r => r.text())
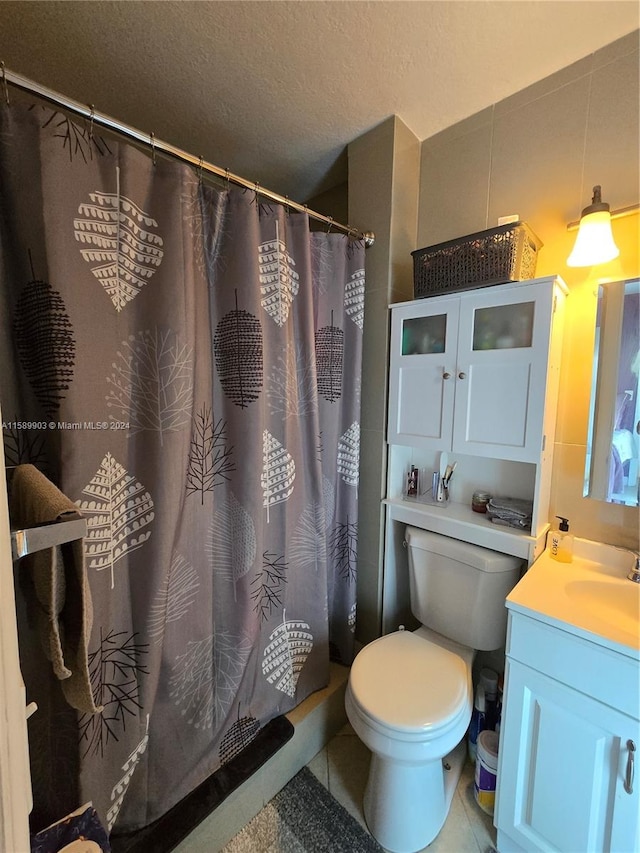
top-left (584, 278), bottom-right (640, 505)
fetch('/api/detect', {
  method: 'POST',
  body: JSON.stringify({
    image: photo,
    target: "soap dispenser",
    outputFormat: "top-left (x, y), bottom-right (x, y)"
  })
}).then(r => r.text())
top-left (550, 516), bottom-right (574, 563)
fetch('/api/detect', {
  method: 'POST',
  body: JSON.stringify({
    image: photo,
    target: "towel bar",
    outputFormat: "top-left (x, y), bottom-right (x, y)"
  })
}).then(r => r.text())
top-left (11, 517), bottom-right (87, 561)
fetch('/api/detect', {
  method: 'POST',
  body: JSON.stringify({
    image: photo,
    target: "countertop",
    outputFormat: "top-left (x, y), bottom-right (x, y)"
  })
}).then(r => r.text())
top-left (506, 539), bottom-right (640, 656)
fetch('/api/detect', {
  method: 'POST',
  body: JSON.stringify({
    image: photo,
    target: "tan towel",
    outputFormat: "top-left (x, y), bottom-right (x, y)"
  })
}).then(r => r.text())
top-left (9, 464), bottom-right (102, 715)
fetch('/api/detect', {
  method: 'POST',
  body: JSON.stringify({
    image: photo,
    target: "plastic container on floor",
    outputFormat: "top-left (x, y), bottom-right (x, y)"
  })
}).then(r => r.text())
top-left (474, 729), bottom-right (500, 816)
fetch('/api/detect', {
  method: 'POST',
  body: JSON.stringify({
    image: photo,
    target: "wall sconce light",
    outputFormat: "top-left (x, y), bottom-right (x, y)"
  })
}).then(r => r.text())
top-left (567, 185), bottom-right (620, 267)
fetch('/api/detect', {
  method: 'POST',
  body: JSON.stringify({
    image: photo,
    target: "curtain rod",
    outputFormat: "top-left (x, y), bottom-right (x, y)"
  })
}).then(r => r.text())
top-left (1, 64), bottom-right (375, 247)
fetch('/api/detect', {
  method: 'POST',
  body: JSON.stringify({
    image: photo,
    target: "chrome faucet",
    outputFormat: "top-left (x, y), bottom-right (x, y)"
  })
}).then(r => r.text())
top-left (627, 551), bottom-right (640, 584)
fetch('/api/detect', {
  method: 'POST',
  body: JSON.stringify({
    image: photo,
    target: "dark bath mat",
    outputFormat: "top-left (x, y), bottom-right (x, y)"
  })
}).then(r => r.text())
top-left (221, 765), bottom-right (384, 853)
top-left (110, 714), bottom-right (294, 853)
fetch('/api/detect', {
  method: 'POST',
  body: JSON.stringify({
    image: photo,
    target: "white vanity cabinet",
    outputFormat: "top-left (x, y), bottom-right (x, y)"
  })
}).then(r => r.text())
top-left (387, 277), bottom-right (562, 463)
top-left (495, 608), bottom-right (640, 853)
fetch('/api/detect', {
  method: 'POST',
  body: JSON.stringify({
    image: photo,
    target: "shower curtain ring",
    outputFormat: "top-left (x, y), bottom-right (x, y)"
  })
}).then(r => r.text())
top-left (88, 104), bottom-right (95, 143)
top-left (254, 181), bottom-right (260, 206)
top-left (225, 167), bottom-right (230, 188)
top-left (197, 155), bottom-right (203, 184)
top-left (1, 62), bottom-right (9, 105)
top-left (327, 216), bottom-right (334, 234)
top-left (150, 132), bottom-right (157, 166)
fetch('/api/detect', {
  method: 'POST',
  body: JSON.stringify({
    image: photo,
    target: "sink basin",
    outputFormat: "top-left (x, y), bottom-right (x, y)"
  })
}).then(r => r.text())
top-left (507, 540), bottom-right (640, 653)
top-left (565, 578), bottom-right (640, 646)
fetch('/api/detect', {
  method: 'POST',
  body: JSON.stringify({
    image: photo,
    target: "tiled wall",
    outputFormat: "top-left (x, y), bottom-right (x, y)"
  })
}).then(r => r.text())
top-left (418, 30), bottom-right (639, 550)
top-left (349, 30), bottom-right (640, 644)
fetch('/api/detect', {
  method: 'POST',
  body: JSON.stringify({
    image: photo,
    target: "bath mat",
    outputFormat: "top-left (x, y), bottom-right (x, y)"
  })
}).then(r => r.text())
top-left (110, 715), bottom-right (294, 853)
top-left (221, 765), bottom-right (383, 853)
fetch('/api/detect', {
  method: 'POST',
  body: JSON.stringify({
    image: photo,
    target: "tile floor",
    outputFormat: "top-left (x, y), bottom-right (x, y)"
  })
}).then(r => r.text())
top-left (306, 723), bottom-right (497, 853)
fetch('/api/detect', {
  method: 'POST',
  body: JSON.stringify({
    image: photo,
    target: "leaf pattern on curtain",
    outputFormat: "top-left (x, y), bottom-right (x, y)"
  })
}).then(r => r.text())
top-left (250, 550), bottom-right (288, 622)
top-left (186, 404), bottom-right (235, 502)
top-left (2, 422), bottom-right (48, 470)
top-left (261, 429), bottom-right (295, 523)
top-left (331, 516), bottom-right (359, 585)
top-left (33, 106), bottom-right (114, 162)
top-left (219, 710), bottom-right (260, 766)
top-left (14, 273), bottom-right (76, 419)
top-left (315, 312), bottom-right (344, 403)
top-left (147, 553), bottom-right (200, 644)
top-left (198, 182), bottom-right (231, 280)
top-left (106, 328), bottom-right (193, 443)
top-left (74, 189), bottom-right (164, 311)
top-left (258, 221), bottom-right (300, 326)
top-left (322, 476), bottom-right (335, 530)
top-left (309, 238), bottom-right (334, 297)
top-left (267, 342), bottom-right (317, 419)
top-left (76, 452), bottom-right (155, 589)
top-left (169, 632), bottom-right (252, 729)
top-left (261, 613), bottom-right (313, 698)
top-left (169, 635), bottom-right (215, 730)
top-left (213, 292), bottom-right (263, 408)
top-left (206, 491), bottom-right (257, 597)
top-left (345, 268), bottom-right (365, 329)
top-left (212, 633), bottom-right (253, 723)
top-left (337, 422), bottom-right (360, 486)
top-left (289, 501), bottom-right (326, 572)
top-left (73, 188), bottom-right (164, 311)
top-left (106, 714), bottom-right (150, 831)
top-left (78, 629), bottom-right (149, 759)
top-left (182, 175), bottom-right (228, 278)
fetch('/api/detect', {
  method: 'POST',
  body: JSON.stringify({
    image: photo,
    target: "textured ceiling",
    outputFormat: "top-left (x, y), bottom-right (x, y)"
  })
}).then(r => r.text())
top-left (0, 1), bottom-right (638, 202)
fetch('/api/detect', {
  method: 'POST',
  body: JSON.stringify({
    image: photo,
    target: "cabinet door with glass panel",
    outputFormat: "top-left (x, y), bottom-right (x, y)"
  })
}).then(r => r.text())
top-left (388, 279), bottom-right (561, 463)
top-left (387, 296), bottom-right (460, 450)
top-left (453, 281), bottom-right (556, 462)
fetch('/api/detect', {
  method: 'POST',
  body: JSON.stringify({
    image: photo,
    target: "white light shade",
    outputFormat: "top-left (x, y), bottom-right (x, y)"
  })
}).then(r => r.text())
top-left (567, 202), bottom-right (620, 267)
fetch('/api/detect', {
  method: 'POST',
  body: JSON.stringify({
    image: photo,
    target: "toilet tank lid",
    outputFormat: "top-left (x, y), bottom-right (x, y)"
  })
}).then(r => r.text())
top-left (405, 526), bottom-right (523, 573)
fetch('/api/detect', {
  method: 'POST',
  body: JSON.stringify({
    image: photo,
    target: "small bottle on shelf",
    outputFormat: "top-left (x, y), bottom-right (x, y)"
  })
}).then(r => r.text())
top-left (406, 466), bottom-right (419, 497)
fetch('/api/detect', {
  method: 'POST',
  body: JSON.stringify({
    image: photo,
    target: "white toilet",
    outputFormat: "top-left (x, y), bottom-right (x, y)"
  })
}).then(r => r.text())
top-left (345, 526), bottom-right (522, 853)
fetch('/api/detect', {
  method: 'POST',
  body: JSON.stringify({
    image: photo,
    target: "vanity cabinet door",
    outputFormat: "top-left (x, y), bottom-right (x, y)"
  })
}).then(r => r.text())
top-left (452, 282), bottom-right (554, 462)
top-left (496, 659), bottom-right (640, 853)
top-left (387, 297), bottom-right (459, 450)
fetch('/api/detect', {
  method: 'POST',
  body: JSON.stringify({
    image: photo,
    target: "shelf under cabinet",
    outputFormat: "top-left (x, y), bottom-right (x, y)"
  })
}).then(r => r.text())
top-left (383, 496), bottom-right (548, 562)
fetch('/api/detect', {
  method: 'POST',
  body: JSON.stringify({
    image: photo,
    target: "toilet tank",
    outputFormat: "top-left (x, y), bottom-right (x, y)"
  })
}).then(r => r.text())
top-left (404, 526), bottom-right (523, 651)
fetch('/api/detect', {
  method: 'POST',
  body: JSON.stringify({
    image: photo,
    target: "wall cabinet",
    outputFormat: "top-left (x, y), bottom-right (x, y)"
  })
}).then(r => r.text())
top-left (380, 276), bottom-right (567, 633)
top-left (388, 279), bottom-right (559, 463)
top-left (496, 610), bottom-right (640, 852)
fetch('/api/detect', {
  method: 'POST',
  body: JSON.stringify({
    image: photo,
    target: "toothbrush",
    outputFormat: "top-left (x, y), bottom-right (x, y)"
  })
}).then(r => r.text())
top-left (437, 452), bottom-right (448, 501)
top-left (444, 461), bottom-right (457, 487)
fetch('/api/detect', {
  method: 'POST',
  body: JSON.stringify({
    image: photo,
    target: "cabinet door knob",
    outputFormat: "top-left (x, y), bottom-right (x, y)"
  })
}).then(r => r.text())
top-left (458, 371), bottom-right (466, 380)
top-left (443, 372), bottom-right (451, 380)
top-left (624, 739), bottom-right (635, 794)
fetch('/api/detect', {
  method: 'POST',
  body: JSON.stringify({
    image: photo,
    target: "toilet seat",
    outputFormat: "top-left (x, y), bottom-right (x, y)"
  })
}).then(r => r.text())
top-left (349, 630), bottom-right (469, 735)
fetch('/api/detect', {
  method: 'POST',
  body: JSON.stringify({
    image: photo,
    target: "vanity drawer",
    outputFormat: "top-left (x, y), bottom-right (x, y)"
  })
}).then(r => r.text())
top-left (506, 611), bottom-right (640, 719)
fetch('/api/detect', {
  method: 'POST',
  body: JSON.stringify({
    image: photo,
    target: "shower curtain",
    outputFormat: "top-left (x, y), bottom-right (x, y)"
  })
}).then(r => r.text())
top-left (0, 100), bottom-right (364, 835)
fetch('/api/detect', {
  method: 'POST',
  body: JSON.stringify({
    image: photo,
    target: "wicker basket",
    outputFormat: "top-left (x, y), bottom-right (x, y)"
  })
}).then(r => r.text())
top-left (412, 222), bottom-right (542, 299)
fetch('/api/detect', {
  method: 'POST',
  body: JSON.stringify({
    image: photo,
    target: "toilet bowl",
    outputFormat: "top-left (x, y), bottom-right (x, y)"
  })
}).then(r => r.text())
top-left (346, 626), bottom-right (473, 853)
